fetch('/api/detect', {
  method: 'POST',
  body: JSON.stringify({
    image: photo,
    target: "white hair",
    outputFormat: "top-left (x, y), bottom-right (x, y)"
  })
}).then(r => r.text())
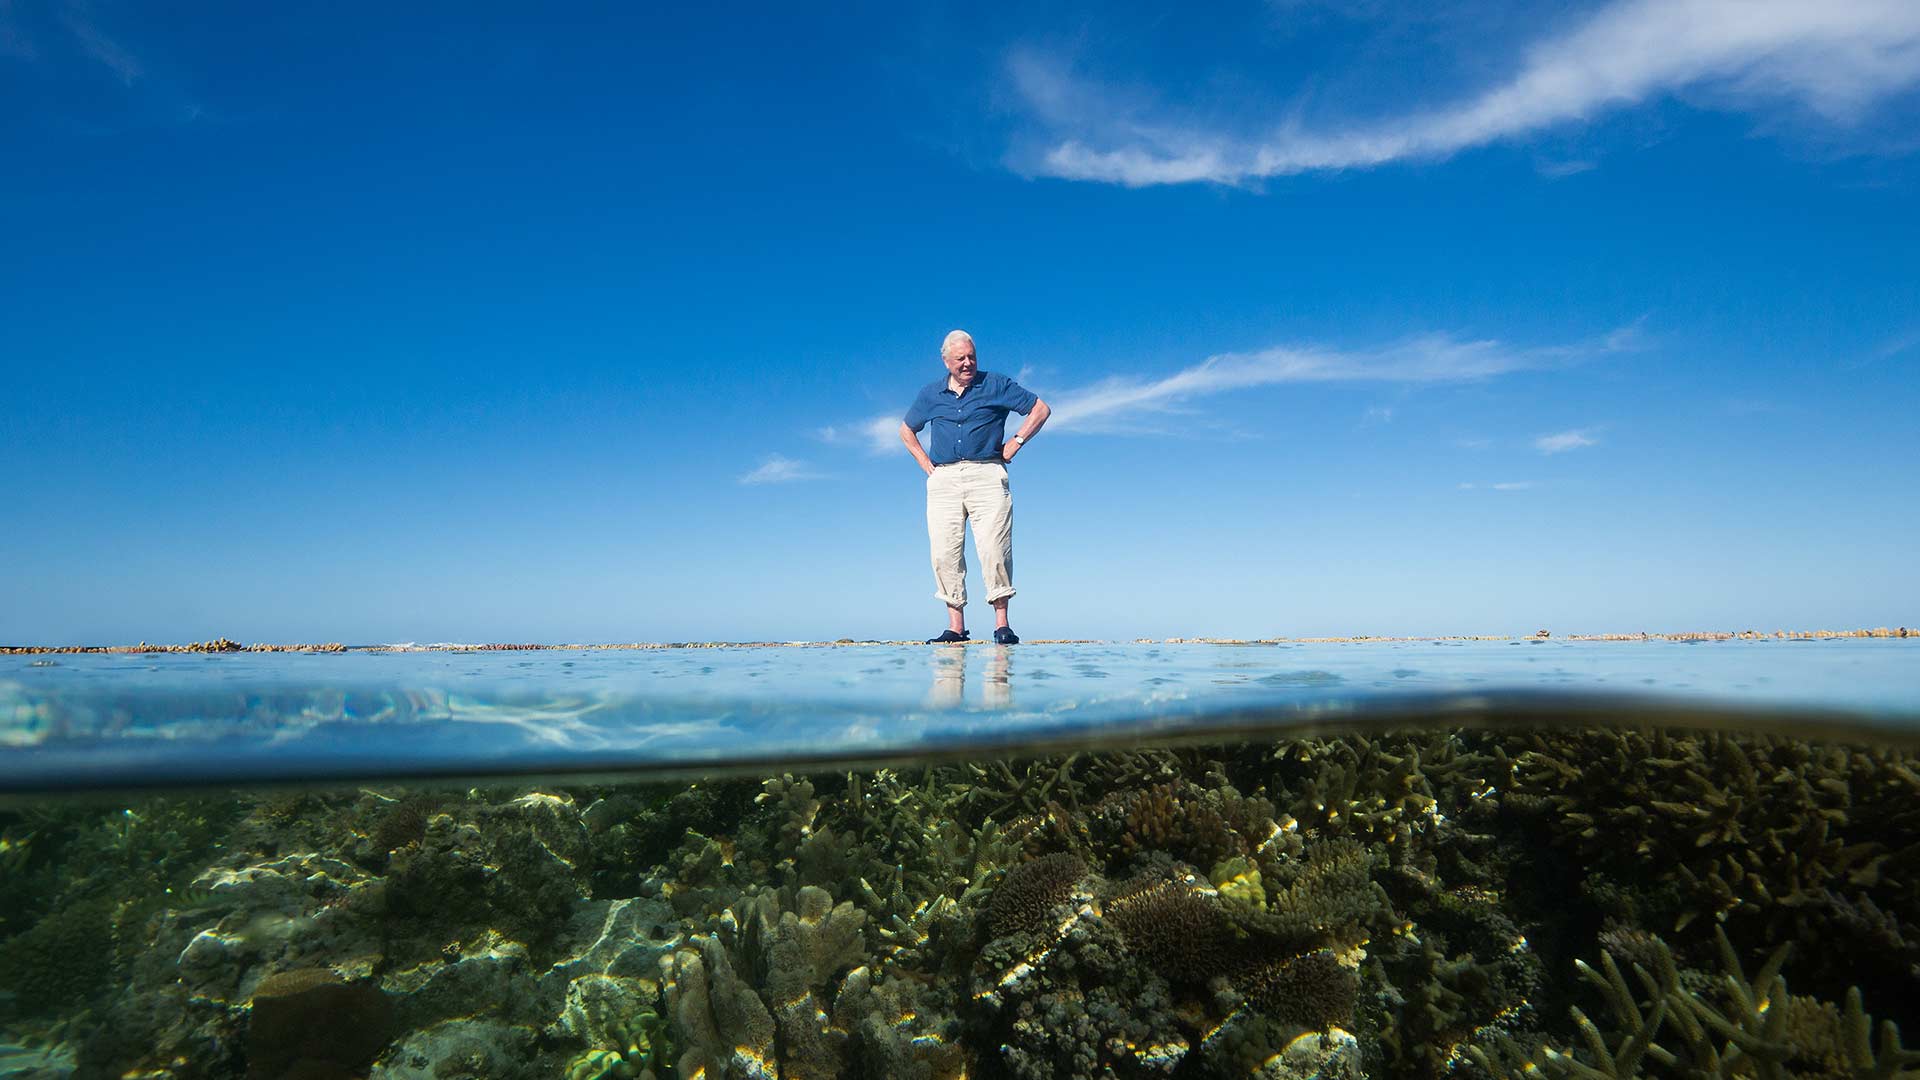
top-left (941, 329), bottom-right (975, 360)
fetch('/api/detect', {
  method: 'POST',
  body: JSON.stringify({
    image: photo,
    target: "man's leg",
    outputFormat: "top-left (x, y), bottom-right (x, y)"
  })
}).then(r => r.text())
top-left (969, 463), bottom-right (1017, 624)
top-left (926, 468), bottom-right (969, 632)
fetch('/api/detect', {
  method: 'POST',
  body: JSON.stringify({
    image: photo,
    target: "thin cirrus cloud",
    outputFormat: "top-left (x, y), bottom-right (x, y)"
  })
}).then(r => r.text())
top-left (1048, 327), bottom-right (1634, 434)
top-left (0, 0), bottom-right (143, 82)
top-left (1012, 0), bottom-right (1920, 187)
top-left (830, 326), bottom-right (1637, 453)
top-left (59, 5), bottom-right (141, 85)
top-left (1534, 428), bottom-right (1601, 453)
top-left (738, 454), bottom-right (825, 486)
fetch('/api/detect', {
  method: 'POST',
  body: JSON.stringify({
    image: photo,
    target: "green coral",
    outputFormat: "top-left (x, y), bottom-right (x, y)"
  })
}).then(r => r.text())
top-left (563, 1048), bottom-right (635, 1080)
top-left (1233, 836), bottom-right (1393, 951)
top-left (561, 974), bottom-right (667, 1078)
top-left (1210, 854), bottom-right (1266, 915)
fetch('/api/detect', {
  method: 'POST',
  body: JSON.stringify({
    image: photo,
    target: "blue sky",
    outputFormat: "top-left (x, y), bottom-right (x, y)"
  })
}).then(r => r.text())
top-left (3, 0), bottom-right (1916, 644)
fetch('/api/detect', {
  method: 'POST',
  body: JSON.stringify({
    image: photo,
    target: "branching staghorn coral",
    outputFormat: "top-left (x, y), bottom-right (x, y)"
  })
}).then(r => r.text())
top-left (1270, 732), bottom-right (1495, 849)
top-left (836, 768), bottom-right (1030, 909)
top-left (1486, 727), bottom-right (1920, 1018)
top-left (1482, 925), bottom-right (1920, 1080)
top-left (1234, 837), bottom-right (1392, 951)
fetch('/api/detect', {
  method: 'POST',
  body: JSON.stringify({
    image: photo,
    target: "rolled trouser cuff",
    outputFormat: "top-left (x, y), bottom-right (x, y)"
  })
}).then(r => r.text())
top-left (934, 593), bottom-right (966, 608)
top-left (985, 586), bottom-right (1017, 603)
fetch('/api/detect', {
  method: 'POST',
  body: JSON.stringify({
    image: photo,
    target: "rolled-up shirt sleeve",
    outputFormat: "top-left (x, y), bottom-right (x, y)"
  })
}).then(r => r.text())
top-left (904, 388), bottom-right (932, 432)
top-left (996, 374), bottom-right (1039, 415)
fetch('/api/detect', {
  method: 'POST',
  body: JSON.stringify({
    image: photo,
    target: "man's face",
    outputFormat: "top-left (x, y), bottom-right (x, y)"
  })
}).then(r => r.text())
top-left (943, 341), bottom-right (977, 384)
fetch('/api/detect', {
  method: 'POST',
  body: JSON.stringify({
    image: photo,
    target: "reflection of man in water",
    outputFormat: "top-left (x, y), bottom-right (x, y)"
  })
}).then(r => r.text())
top-left (899, 330), bottom-right (1051, 645)
top-left (926, 643), bottom-right (1012, 709)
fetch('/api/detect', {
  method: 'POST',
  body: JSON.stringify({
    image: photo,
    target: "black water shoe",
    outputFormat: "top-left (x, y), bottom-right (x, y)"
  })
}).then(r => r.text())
top-left (993, 626), bottom-right (1020, 645)
top-left (926, 630), bottom-right (970, 644)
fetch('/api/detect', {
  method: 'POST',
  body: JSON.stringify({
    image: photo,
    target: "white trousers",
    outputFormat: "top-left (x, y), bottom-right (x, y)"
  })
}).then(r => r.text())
top-left (925, 461), bottom-right (1014, 608)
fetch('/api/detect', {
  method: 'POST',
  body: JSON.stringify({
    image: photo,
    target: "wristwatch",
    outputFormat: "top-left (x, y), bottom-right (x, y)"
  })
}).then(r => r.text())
top-left (1011, 435), bottom-right (1026, 445)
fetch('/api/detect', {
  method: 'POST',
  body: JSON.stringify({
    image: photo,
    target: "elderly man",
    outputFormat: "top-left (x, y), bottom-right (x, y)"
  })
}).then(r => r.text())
top-left (900, 330), bottom-right (1051, 644)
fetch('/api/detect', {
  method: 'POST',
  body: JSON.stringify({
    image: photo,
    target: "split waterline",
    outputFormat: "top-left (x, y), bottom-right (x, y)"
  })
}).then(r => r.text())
top-left (0, 639), bottom-right (1916, 1079)
top-left (3, 638), bottom-right (1917, 794)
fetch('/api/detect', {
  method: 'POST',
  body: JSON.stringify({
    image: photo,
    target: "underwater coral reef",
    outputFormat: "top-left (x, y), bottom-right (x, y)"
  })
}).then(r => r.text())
top-left (1, 724), bottom-right (1917, 1079)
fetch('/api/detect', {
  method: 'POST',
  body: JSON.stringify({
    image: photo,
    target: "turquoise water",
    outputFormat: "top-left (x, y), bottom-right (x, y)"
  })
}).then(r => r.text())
top-left (0, 640), bottom-right (1916, 1079)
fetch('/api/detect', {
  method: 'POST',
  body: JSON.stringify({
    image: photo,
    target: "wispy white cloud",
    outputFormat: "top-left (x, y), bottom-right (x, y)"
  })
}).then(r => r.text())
top-left (818, 414), bottom-right (903, 456)
top-left (1047, 327), bottom-right (1635, 433)
top-left (1873, 329), bottom-right (1920, 361)
top-left (1534, 428), bottom-right (1601, 453)
top-left (832, 326), bottom-right (1635, 450)
top-left (739, 454), bottom-right (826, 485)
top-left (1535, 158), bottom-right (1597, 179)
top-left (1491, 481), bottom-right (1538, 491)
top-left (59, 1), bottom-right (140, 85)
top-left (1014, 0), bottom-right (1920, 186)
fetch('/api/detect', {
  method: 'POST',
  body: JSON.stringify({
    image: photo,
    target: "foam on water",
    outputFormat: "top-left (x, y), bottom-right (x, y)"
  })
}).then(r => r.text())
top-left (3, 639), bottom-right (1915, 792)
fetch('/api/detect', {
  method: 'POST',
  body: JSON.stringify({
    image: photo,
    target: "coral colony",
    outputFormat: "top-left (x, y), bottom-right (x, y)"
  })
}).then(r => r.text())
top-left (1, 727), bottom-right (1918, 1078)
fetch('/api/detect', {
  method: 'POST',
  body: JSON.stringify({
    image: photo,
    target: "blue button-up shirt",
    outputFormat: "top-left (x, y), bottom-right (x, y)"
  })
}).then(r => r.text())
top-left (904, 371), bottom-right (1040, 465)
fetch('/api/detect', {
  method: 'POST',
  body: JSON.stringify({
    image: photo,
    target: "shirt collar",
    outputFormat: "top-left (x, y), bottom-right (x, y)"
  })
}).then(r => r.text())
top-left (940, 370), bottom-right (987, 397)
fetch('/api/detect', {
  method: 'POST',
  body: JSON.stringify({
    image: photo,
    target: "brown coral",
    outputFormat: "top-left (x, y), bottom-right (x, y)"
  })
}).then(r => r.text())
top-left (1240, 949), bottom-right (1358, 1030)
top-left (1102, 870), bottom-right (1238, 985)
top-left (1087, 780), bottom-right (1275, 872)
top-left (370, 799), bottom-right (431, 854)
top-left (985, 852), bottom-right (1088, 939)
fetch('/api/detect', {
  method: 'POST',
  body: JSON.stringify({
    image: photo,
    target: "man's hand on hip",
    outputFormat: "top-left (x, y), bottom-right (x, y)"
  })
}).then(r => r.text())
top-left (1002, 441), bottom-right (1021, 461)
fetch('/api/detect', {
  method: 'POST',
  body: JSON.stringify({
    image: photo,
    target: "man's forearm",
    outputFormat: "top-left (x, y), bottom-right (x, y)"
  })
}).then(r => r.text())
top-left (1015, 399), bottom-right (1051, 442)
top-left (899, 422), bottom-right (934, 474)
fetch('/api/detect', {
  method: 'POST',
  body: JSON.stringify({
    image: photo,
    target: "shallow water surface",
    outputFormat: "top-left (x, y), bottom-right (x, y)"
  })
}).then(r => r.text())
top-left (3, 640), bottom-right (1915, 792)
